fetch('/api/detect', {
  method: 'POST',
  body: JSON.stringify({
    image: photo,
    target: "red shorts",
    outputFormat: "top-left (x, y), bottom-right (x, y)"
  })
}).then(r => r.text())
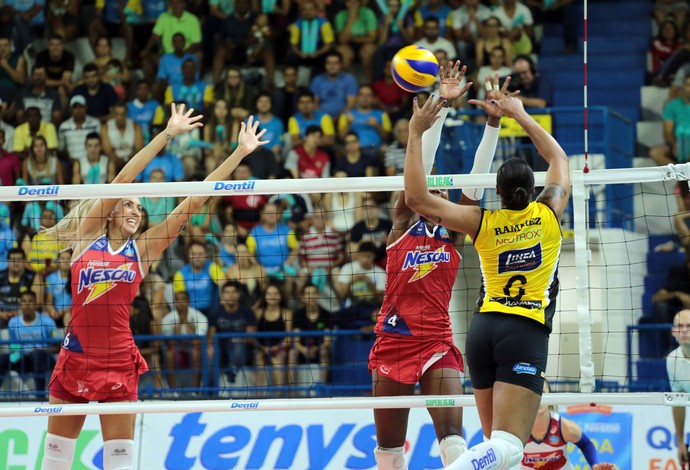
top-left (368, 336), bottom-right (464, 385)
top-left (49, 349), bottom-right (148, 402)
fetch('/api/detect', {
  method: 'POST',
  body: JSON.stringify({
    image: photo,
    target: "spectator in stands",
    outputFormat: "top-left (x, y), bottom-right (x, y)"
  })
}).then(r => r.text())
top-left (214, 67), bottom-right (258, 149)
top-left (128, 79), bottom-right (165, 143)
top-left (140, 169), bottom-right (177, 227)
top-left (374, 0), bottom-right (415, 79)
top-left (322, 170), bottom-right (365, 234)
top-left (0, 35), bottom-right (26, 94)
top-left (273, 65), bottom-right (301, 126)
top-left (493, 0), bottom-right (534, 56)
top-left (336, 240), bottom-right (386, 308)
top-left (35, 33), bottom-right (74, 104)
top-left (90, 3), bottom-right (133, 68)
top-left (45, 0), bottom-right (80, 42)
top-left (449, 0), bottom-right (492, 63)
top-left (101, 103), bottom-right (145, 169)
top-left (0, 104), bottom-right (15, 152)
top-left (291, 283), bottom-right (332, 384)
top-left (71, 63), bottom-right (119, 123)
top-left (651, 20), bottom-right (682, 76)
top-left (20, 199), bottom-right (64, 239)
top-left (58, 95), bottom-right (101, 167)
top-left (22, 136), bottom-right (64, 186)
top-left (174, 240), bottom-right (223, 317)
top-left (246, 13), bottom-right (278, 89)
top-left (289, 90), bottom-right (336, 148)
top-left (310, 51), bottom-right (358, 120)
top-left (164, 58), bottom-right (213, 115)
top-left (27, 208), bottom-right (61, 276)
top-left (0, 248), bottom-right (40, 326)
top-left (651, 76), bottom-right (690, 165)
top-left (216, 222), bottom-right (238, 269)
top-left (475, 16), bottom-right (513, 68)
top-left (287, 0), bottom-right (335, 71)
top-left (13, 106), bottom-right (58, 157)
top-left (284, 126), bottom-right (331, 179)
top-left (0, 204), bottom-right (16, 272)
top-left (207, 280), bottom-right (257, 382)
top-left (226, 242), bottom-right (268, 308)
top-left (512, 54), bottom-right (553, 108)
top-left (654, 0), bottom-right (688, 32)
top-left (91, 36), bottom-right (130, 102)
top-left (140, 0), bottom-right (202, 83)
top-left (203, 98), bottom-right (234, 173)
top-left (247, 202), bottom-right (300, 282)
top-left (45, 249), bottom-right (72, 327)
top-left (165, 102), bottom-right (204, 178)
top-left (156, 32), bottom-right (198, 98)
top-left (0, 290), bottom-right (56, 393)
top-left (73, 132), bottom-right (114, 184)
top-left (335, 131), bottom-right (379, 177)
top-left (476, 47), bottom-right (512, 101)
top-left (372, 60), bottom-right (410, 123)
top-left (385, 118), bottom-right (409, 176)
top-left (414, 16), bottom-right (457, 61)
top-left (16, 65), bottom-right (61, 126)
top-left (3, 0), bottom-right (45, 52)
top-left (162, 290), bottom-right (209, 389)
top-left (254, 282), bottom-right (293, 394)
top-left (671, 182), bottom-right (690, 250)
top-left (338, 85), bottom-right (392, 157)
top-left (349, 198), bottom-right (392, 267)
top-left (222, 163), bottom-right (268, 235)
top-left (525, 0), bottom-right (577, 54)
top-left (653, 252), bottom-right (690, 324)
top-left (413, 0), bottom-right (452, 38)
top-left (202, 0), bottom-right (235, 68)
top-left (334, 0), bottom-right (378, 80)
top-left (0, 129), bottom-right (20, 186)
top-left (212, 0), bottom-right (257, 83)
top-left (254, 93), bottom-right (284, 160)
top-left (667, 308), bottom-right (690, 467)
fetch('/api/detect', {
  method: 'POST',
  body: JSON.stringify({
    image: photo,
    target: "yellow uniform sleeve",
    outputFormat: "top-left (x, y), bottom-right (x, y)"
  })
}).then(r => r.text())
top-left (322, 22), bottom-right (335, 44)
top-left (320, 114), bottom-right (335, 136)
top-left (173, 271), bottom-right (186, 293)
top-left (203, 85), bottom-right (214, 105)
top-left (245, 235), bottom-right (257, 255)
top-left (209, 262), bottom-right (223, 284)
top-left (287, 231), bottom-right (298, 250)
top-left (381, 112), bottom-right (392, 133)
top-left (289, 24), bottom-right (300, 45)
top-left (287, 117), bottom-right (300, 137)
top-left (153, 105), bottom-right (165, 127)
top-left (337, 113), bottom-right (348, 134)
top-left (414, 11), bottom-right (424, 28)
top-left (164, 86), bottom-right (173, 106)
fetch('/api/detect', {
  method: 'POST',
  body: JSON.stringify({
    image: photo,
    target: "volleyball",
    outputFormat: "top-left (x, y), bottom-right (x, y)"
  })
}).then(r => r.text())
top-left (391, 45), bottom-right (439, 93)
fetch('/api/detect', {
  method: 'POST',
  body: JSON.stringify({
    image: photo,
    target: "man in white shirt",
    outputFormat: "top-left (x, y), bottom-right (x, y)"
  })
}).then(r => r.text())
top-left (667, 309), bottom-right (690, 467)
top-left (58, 95), bottom-right (101, 164)
top-left (162, 290), bottom-right (209, 388)
top-left (414, 16), bottom-right (457, 60)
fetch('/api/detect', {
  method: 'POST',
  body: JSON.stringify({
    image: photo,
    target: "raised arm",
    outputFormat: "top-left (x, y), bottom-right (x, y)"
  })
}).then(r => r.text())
top-left (138, 117), bottom-right (269, 269)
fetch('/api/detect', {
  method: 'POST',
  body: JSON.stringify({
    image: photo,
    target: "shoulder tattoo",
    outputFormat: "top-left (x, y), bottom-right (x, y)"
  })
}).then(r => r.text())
top-left (542, 185), bottom-right (567, 200)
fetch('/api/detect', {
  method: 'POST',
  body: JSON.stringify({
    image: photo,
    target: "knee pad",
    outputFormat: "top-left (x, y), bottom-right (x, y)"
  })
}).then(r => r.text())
top-left (490, 430), bottom-right (524, 467)
top-left (440, 435), bottom-right (467, 466)
top-left (103, 439), bottom-right (134, 470)
top-left (374, 445), bottom-right (408, 470)
top-left (41, 433), bottom-right (76, 470)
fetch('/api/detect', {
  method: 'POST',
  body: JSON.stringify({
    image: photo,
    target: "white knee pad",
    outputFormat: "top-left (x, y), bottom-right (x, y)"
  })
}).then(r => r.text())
top-left (41, 433), bottom-right (76, 470)
top-left (104, 439), bottom-right (134, 470)
top-left (374, 445), bottom-right (408, 470)
top-left (440, 435), bottom-right (467, 466)
top-left (490, 430), bottom-right (524, 468)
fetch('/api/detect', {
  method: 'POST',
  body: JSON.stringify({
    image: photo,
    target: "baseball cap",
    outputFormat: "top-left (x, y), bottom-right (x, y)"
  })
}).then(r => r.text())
top-left (70, 95), bottom-right (86, 107)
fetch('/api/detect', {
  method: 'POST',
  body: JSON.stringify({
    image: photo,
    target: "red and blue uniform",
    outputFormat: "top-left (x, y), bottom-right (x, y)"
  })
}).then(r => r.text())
top-left (369, 220), bottom-right (463, 384)
top-left (49, 235), bottom-right (148, 402)
top-left (521, 413), bottom-right (572, 469)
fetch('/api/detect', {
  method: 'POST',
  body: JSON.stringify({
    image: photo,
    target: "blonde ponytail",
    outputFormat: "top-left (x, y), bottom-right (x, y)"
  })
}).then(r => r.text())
top-left (41, 199), bottom-right (102, 250)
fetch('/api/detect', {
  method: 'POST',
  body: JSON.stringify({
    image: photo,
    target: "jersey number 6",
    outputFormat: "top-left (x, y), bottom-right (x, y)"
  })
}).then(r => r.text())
top-left (503, 275), bottom-right (527, 300)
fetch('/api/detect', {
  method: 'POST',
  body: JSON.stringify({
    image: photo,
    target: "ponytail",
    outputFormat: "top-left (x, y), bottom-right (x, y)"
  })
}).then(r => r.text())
top-left (505, 187), bottom-right (531, 210)
top-left (41, 199), bottom-right (102, 250)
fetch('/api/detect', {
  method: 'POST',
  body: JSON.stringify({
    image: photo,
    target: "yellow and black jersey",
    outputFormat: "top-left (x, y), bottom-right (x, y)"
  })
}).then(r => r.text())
top-left (474, 201), bottom-right (562, 331)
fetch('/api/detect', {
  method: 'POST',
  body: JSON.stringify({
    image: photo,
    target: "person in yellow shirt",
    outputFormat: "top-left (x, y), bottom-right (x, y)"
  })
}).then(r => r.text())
top-left (404, 85), bottom-right (570, 469)
top-left (13, 107), bottom-right (58, 156)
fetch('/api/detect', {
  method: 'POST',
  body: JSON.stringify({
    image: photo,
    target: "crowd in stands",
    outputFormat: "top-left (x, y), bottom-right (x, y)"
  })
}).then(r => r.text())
top-left (0, 0), bottom-right (582, 396)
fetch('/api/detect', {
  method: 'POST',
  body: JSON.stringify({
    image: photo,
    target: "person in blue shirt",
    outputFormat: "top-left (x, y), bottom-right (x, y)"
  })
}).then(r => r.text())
top-left (254, 92), bottom-right (285, 159)
top-left (309, 50), bottom-right (359, 119)
top-left (137, 146), bottom-right (185, 183)
top-left (127, 79), bottom-right (165, 142)
top-left (164, 58), bottom-right (213, 115)
top-left (173, 240), bottom-right (223, 316)
top-left (0, 290), bottom-right (57, 393)
top-left (0, 203), bottom-right (15, 272)
top-left (45, 250), bottom-right (72, 328)
top-left (337, 84), bottom-right (392, 155)
top-left (156, 32), bottom-right (199, 97)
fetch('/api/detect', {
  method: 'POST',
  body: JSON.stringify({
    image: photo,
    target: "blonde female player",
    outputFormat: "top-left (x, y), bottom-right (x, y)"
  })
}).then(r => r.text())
top-left (517, 380), bottom-right (618, 469)
top-left (369, 65), bottom-right (517, 470)
top-left (39, 104), bottom-right (269, 470)
top-left (406, 93), bottom-right (570, 469)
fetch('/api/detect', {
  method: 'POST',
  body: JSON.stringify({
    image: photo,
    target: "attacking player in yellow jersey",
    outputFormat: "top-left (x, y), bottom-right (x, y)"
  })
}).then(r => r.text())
top-left (404, 93), bottom-right (570, 470)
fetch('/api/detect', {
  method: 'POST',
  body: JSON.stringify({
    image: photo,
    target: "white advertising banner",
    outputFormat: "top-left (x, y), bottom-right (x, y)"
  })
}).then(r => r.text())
top-left (0, 403), bottom-right (688, 469)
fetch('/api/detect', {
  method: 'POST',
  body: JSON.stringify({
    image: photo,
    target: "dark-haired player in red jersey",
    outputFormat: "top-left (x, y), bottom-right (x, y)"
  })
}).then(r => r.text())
top-left (38, 104), bottom-right (269, 470)
top-left (368, 65), bottom-right (516, 469)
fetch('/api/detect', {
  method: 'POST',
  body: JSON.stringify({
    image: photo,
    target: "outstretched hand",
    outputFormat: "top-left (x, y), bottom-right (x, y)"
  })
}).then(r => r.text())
top-left (237, 115), bottom-right (270, 155)
top-left (439, 60), bottom-right (473, 101)
top-left (165, 103), bottom-right (204, 137)
top-left (409, 95), bottom-right (446, 135)
top-left (468, 73), bottom-right (521, 119)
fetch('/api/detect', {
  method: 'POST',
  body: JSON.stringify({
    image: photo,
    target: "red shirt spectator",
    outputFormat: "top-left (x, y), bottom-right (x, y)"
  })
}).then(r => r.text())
top-left (284, 126), bottom-right (331, 179)
top-left (222, 163), bottom-right (268, 233)
top-left (0, 130), bottom-right (20, 186)
top-left (651, 20), bottom-right (682, 71)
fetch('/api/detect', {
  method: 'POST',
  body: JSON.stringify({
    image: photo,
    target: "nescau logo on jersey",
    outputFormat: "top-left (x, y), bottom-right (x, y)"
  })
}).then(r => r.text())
top-left (498, 243), bottom-right (542, 274)
top-left (78, 263), bottom-right (137, 303)
top-left (512, 362), bottom-right (537, 375)
top-left (403, 246), bottom-right (451, 282)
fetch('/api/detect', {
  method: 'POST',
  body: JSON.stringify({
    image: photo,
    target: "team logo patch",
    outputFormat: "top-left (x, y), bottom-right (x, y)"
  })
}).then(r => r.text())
top-left (512, 362), bottom-right (538, 375)
top-left (78, 263), bottom-right (137, 303)
top-left (379, 365), bottom-right (391, 375)
top-left (498, 243), bottom-right (542, 274)
top-left (403, 246), bottom-right (451, 282)
top-left (548, 435), bottom-right (561, 444)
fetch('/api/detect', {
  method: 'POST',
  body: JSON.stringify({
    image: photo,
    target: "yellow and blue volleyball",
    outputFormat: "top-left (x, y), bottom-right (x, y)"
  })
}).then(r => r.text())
top-left (391, 45), bottom-right (439, 93)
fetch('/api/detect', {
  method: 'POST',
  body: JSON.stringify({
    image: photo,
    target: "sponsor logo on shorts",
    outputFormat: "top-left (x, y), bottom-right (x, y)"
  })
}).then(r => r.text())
top-left (231, 402), bottom-right (259, 409)
top-left (471, 448), bottom-right (496, 469)
top-left (111, 383), bottom-right (123, 390)
top-left (34, 406), bottom-right (63, 414)
top-left (77, 380), bottom-right (89, 393)
top-left (512, 362), bottom-right (538, 375)
top-left (498, 243), bottom-right (542, 274)
top-left (379, 365), bottom-right (391, 375)
top-left (112, 448), bottom-right (127, 455)
top-left (213, 181), bottom-right (256, 192)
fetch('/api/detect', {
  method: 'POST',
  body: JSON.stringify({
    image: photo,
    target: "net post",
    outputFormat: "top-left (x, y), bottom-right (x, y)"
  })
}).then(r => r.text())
top-left (572, 170), bottom-right (595, 392)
